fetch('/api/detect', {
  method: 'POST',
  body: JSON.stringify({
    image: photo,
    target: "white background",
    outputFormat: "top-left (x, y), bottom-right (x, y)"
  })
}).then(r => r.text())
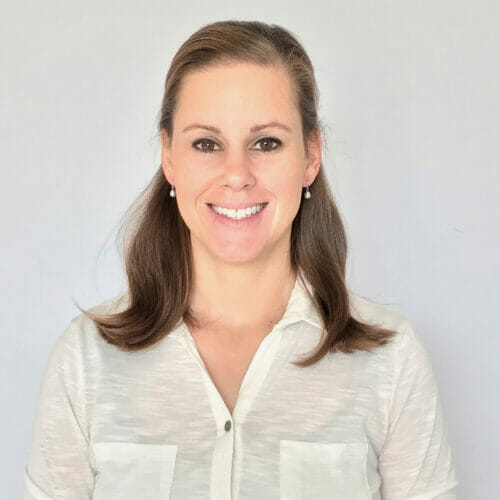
top-left (2, 1), bottom-right (499, 498)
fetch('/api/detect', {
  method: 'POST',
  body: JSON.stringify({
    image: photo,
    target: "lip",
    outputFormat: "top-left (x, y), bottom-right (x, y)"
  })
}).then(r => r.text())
top-left (207, 202), bottom-right (268, 210)
top-left (206, 201), bottom-right (269, 227)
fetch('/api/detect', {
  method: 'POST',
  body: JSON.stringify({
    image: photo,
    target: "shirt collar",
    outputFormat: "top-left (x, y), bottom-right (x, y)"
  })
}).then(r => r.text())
top-left (118, 273), bottom-right (324, 338)
top-left (278, 273), bottom-right (323, 331)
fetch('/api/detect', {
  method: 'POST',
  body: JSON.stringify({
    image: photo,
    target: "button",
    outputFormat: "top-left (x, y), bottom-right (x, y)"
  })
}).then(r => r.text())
top-left (224, 420), bottom-right (232, 432)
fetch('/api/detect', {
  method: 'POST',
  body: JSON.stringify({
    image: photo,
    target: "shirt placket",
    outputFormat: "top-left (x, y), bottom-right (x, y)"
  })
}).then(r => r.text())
top-left (181, 321), bottom-right (288, 500)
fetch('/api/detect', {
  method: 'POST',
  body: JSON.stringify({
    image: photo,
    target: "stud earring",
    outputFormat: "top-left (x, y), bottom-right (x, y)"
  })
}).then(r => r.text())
top-left (303, 185), bottom-right (311, 199)
top-left (169, 184), bottom-right (176, 198)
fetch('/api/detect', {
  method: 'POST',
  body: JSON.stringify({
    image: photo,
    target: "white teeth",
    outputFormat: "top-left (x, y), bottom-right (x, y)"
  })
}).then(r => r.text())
top-left (211, 203), bottom-right (264, 220)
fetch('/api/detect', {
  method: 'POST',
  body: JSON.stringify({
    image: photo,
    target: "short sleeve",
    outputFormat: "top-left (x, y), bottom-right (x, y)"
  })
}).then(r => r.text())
top-left (378, 322), bottom-right (459, 499)
top-left (23, 320), bottom-right (94, 500)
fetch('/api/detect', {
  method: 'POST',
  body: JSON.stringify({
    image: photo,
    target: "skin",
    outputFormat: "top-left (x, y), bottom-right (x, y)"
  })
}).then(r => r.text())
top-left (161, 62), bottom-right (322, 338)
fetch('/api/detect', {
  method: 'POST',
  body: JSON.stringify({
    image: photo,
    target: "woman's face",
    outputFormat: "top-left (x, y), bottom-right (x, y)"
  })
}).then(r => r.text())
top-left (161, 62), bottom-right (321, 265)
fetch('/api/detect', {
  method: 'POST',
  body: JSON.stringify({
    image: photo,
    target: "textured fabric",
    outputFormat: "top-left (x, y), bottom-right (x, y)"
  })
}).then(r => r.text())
top-left (23, 276), bottom-right (459, 499)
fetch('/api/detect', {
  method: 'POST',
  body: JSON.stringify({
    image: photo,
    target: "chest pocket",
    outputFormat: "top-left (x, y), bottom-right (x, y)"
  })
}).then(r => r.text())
top-left (92, 442), bottom-right (178, 500)
top-left (279, 440), bottom-right (371, 499)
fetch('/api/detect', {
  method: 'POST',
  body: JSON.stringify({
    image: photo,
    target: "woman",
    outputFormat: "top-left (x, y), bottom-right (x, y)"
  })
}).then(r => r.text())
top-left (23, 20), bottom-right (458, 499)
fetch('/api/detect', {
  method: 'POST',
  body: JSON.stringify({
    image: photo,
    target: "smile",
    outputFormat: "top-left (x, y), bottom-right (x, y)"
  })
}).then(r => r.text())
top-left (209, 203), bottom-right (266, 220)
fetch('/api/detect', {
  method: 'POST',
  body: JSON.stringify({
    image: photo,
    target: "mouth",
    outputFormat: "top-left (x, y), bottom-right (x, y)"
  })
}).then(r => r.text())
top-left (207, 202), bottom-right (269, 210)
top-left (206, 202), bottom-right (269, 224)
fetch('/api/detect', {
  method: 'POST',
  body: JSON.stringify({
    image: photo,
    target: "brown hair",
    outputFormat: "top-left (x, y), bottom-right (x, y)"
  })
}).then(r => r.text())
top-left (78, 20), bottom-right (396, 366)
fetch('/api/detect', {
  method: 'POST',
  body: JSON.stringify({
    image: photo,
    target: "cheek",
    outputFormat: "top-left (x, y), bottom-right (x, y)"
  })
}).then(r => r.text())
top-left (272, 165), bottom-right (303, 197)
top-left (272, 181), bottom-right (302, 224)
top-left (174, 173), bottom-right (212, 224)
top-left (173, 157), bottom-right (208, 195)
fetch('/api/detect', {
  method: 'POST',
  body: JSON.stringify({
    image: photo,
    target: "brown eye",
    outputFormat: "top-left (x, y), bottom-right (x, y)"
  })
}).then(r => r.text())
top-left (253, 137), bottom-right (281, 152)
top-left (193, 139), bottom-right (220, 153)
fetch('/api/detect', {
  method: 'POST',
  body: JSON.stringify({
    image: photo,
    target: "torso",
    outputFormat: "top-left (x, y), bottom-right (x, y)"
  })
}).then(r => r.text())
top-left (189, 326), bottom-right (273, 415)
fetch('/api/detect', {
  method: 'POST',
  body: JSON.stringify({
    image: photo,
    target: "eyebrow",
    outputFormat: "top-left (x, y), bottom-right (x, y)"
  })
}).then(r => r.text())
top-left (182, 122), bottom-right (292, 134)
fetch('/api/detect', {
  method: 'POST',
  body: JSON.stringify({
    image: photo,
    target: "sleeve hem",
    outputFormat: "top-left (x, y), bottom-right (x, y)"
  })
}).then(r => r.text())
top-left (23, 467), bottom-right (55, 500)
top-left (405, 480), bottom-right (459, 500)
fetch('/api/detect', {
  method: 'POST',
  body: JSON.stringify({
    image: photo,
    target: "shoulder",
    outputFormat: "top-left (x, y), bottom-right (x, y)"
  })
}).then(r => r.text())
top-left (347, 289), bottom-right (429, 361)
top-left (347, 291), bottom-right (440, 412)
top-left (48, 293), bottom-right (129, 368)
top-left (348, 290), bottom-right (410, 332)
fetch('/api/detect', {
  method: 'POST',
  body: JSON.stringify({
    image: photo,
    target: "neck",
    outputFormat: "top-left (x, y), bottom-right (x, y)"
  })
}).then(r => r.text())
top-left (188, 242), bottom-right (297, 335)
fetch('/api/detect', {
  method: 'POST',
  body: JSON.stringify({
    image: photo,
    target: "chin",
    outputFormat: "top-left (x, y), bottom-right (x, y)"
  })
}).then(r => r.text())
top-left (211, 241), bottom-right (268, 265)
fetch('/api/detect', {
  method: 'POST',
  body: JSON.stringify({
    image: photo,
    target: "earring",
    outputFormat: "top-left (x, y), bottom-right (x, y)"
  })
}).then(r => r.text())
top-left (169, 184), bottom-right (176, 198)
top-left (303, 185), bottom-right (311, 199)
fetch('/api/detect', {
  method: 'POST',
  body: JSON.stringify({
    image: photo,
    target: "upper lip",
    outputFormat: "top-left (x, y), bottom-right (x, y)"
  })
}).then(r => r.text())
top-left (208, 202), bottom-right (268, 209)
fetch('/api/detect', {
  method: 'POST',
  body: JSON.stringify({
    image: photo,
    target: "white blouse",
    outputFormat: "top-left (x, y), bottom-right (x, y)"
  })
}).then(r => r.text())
top-left (23, 277), bottom-right (459, 499)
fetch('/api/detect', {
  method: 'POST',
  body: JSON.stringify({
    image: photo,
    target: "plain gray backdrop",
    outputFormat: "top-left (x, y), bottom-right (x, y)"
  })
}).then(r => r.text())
top-left (2, 1), bottom-right (499, 498)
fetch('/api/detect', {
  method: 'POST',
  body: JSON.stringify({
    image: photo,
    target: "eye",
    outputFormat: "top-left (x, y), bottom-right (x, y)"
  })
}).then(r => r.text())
top-left (253, 137), bottom-right (282, 152)
top-left (192, 137), bottom-right (282, 153)
top-left (192, 138), bottom-right (221, 153)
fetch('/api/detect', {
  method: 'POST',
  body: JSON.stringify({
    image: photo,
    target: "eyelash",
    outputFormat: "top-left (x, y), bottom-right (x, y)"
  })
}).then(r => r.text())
top-left (192, 137), bottom-right (282, 153)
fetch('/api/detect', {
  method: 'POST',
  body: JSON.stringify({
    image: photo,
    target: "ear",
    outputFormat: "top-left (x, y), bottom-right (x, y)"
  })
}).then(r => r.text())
top-left (304, 128), bottom-right (322, 186)
top-left (160, 130), bottom-right (175, 185)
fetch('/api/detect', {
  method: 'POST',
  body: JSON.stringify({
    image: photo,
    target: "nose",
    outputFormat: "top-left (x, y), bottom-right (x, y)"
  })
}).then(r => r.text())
top-left (220, 150), bottom-right (256, 191)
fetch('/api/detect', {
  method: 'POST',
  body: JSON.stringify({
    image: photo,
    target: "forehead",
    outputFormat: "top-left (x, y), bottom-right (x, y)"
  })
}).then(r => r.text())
top-left (174, 62), bottom-right (299, 125)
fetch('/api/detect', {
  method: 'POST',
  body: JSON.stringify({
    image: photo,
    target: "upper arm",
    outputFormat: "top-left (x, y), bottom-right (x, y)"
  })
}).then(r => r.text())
top-left (23, 321), bottom-right (94, 500)
top-left (378, 323), bottom-right (459, 499)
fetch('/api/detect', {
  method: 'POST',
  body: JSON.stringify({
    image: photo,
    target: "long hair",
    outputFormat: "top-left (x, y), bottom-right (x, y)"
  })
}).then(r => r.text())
top-left (78, 20), bottom-right (396, 367)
